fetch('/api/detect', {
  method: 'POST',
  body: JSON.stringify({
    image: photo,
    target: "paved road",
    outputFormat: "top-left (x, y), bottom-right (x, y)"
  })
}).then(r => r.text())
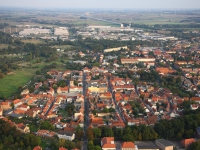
top-left (108, 77), bottom-right (126, 123)
top-left (82, 72), bottom-right (89, 150)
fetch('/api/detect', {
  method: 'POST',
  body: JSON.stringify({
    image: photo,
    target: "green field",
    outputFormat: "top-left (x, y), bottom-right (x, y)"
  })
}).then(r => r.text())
top-left (0, 69), bottom-right (33, 98)
top-left (73, 19), bottom-right (120, 27)
top-left (0, 58), bottom-right (68, 98)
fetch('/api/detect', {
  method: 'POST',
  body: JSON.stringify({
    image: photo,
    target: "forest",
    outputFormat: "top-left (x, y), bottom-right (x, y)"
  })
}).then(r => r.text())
top-left (0, 119), bottom-right (41, 150)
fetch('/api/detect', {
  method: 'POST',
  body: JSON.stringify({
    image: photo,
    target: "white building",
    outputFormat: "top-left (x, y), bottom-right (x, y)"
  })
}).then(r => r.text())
top-left (54, 27), bottom-right (69, 36)
top-left (57, 131), bottom-right (75, 141)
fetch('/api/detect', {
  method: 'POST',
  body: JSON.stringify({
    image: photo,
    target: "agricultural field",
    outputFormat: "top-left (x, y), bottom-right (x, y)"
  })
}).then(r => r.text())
top-left (0, 44), bottom-right (11, 49)
top-left (51, 44), bottom-right (74, 50)
top-left (21, 39), bottom-right (46, 44)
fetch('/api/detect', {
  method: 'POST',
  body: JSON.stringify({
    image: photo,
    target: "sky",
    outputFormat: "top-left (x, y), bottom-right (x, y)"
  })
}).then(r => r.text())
top-left (0, 0), bottom-right (200, 9)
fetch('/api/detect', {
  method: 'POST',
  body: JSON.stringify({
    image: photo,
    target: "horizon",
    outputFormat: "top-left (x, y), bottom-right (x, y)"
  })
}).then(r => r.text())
top-left (0, 0), bottom-right (200, 10)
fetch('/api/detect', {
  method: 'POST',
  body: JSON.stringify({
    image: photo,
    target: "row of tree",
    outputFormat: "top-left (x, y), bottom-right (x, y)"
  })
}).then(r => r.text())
top-left (0, 119), bottom-right (41, 150)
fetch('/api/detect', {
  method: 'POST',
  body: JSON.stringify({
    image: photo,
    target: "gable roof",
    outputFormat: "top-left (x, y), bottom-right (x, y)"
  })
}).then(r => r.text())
top-left (121, 142), bottom-right (135, 148)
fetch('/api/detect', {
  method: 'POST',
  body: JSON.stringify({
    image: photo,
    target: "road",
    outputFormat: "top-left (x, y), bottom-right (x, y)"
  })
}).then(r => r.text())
top-left (108, 77), bottom-right (126, 123)
top-left (82, 72), bottom-right (89, 150)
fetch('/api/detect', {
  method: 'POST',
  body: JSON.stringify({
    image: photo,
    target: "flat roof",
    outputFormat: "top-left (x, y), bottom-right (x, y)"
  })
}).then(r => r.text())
top-left (156, 139), bottom-right (173, 147)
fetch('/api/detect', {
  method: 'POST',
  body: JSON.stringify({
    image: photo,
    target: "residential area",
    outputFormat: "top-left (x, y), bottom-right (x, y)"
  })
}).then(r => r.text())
top-left (1, 33), bottom-right (200, 150)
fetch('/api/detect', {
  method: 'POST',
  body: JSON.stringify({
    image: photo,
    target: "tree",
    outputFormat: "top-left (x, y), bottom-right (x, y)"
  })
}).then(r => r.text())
top-left (87, 128), bottom-right (94, 141)
top-left (39, 120), bottom-right (55, 130)
top-left (76, 141), bottom-right (83, 149)
top-left (87, 141), bottom-right (95, 150)
top-left (92, 128), bottom-right (102, 138)
top-left (59, 138), bottom-right (66, 147)
top-left (187, 140), bottom-right (200, 150)
top-left (95, 145), bottom-right (101, 150)
top-left (123, 134), bottom-right (134, 142)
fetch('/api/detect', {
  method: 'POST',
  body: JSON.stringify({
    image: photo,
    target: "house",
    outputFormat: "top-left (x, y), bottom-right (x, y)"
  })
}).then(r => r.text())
top-left (0, 108), bottom-right (3, 116)
top-left (57, 86), bottom-right (69, 94)
top-left (18, 104), bottom-right (30, 111)
top-left (101, 137), bottom-right (116, 150)
top-left (156, 67), bottom-right (175, 75)
top-left (57, 131), bottom-right (75, 141)
top-left (13, 99), bottom-right (23, 108)
top-left (121, 142), bottom-right (138, 150)
top-left (55, 122), bottom-right (67, 129)
top-left (16, 123), bottom-right (30, 133)
top-left (21, 89), bottom-right (29, 95)
top-left (36, 130), bottom-right (57, 138)
top-left (69, 86), bottom-right (83, 94)
top-left (181, 138), bottom-right (196, 148)
top-left (155, 139), bottom-right (173, 150)
top-left (0, 102), bottom-right (11, 110)
top-left (59, 147), bottom-right (68, 150)
top-left (33, 146), bottom-right (42, 150)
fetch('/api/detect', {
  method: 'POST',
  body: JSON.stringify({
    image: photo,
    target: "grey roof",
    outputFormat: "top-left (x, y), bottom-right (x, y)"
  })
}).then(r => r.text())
top-left (196, 127), bottom-right (200, 134)
top-left (156, 139), bottom-right (173, 147)
top-left (9, 113), bottom-right (23, 118)
top-left (57, 131), bottom-right (74, 136)
top-left (137, 146), bottom-right (159, 150)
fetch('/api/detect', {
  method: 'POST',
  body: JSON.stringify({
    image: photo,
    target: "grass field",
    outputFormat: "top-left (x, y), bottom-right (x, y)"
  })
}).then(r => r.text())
top-left (21, 39), bottom-right (46, 44)
top-left (0, 58), bottom-right (68, 98)
top-left (0, 69), bottom-right (33, 98)
top-left (51, 44), bottom-right (74, 50)
top-left (0, 44), bottom-right (15, 49)
top-left (73, 19), bottom-right (120, 27)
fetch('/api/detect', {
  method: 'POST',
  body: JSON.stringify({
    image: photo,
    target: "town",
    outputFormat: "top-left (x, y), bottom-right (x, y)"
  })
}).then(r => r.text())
top-left (0, 6), bottom-right (200, 150)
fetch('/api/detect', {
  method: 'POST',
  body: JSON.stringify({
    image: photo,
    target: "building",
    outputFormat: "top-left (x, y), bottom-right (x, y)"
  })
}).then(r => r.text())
top-left (54, 27), bottom-right (69, 36)
top-left (121, 142), bottom-right (138, 150)
top-left (16, 123), bottom-right (30, 133)
top-left (104, 46), bottom-right (127, 53)
top-left (155, 139), bottom-right (173, 150)
top-left (57, 86), bottom-right (69, 94)
top-left (73, 60), bottom-right (87, 65)
top-left (19, 28), bottom-right (51, 36)
top-left (57, 131), bottom-right (75, 141)
top-left (0, 108), bottom-right (2, 116)
top-left (101, 137), bottom-right (116, 150)
top-left (33, 146), bottom-right (42, 150)
top-left (156, 67), bottom-right (175, 75)
top-left (21, 89), bottom-right (29, 95)
top-left (59, 147), bottom-right (68, 150)
top-left (0, 102), bottom-right (11, 110)
top-left (121, 57), bottom-right (155, 64)
top-left (181, 138), bottom-right (196, 148)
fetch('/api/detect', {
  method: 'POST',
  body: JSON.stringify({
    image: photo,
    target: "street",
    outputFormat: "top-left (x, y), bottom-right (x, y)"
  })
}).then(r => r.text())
top-left (82, 72), bottom-right (89, 150)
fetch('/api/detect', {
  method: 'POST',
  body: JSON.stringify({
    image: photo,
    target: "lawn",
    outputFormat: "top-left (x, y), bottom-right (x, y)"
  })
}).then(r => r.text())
top-left (0, 58), bottom-right (68, 98)
top-left (0, 69), bottom-right (34, 98)
top-left (57, 108), bottom-right (69, 118)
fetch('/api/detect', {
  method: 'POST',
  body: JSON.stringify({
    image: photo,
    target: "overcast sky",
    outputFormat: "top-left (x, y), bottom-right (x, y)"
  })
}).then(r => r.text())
top-left (0, 0), bottom-right (199, 9)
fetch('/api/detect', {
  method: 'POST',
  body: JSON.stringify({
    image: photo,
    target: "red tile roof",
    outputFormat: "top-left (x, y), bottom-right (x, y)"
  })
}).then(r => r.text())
top-left (121, 142), bottom-right (135, 148)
